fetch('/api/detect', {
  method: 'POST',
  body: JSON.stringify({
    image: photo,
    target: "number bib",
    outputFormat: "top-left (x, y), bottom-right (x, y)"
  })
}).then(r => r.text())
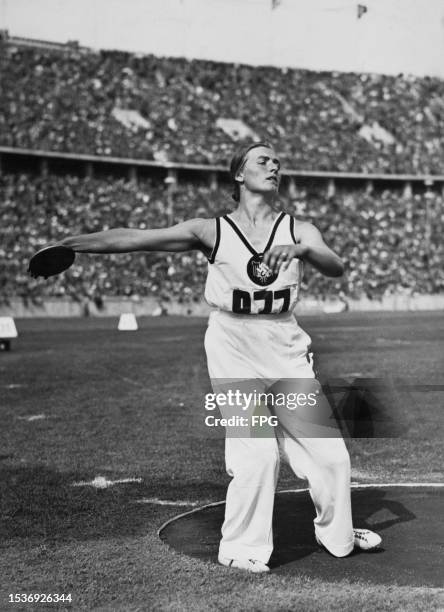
top-left (232, 287), bottom-right (291, 314)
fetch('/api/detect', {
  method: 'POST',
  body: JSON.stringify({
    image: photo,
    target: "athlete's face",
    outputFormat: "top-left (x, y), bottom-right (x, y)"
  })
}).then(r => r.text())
top-left (236, 146), bottom-right (281, 198)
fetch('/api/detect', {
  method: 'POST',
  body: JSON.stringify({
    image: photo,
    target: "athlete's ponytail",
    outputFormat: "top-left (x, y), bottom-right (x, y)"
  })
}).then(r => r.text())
top-left (229, 141), bottom-right (273, 202)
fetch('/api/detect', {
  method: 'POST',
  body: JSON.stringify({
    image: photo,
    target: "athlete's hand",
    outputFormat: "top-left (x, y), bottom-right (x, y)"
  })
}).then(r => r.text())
top-left (262, 244), bottom-right (308, 274)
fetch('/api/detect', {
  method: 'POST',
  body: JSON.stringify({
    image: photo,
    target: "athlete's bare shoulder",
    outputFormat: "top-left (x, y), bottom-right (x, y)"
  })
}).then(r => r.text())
top-left (186, 217), bottom-right (217, 255)
top-left (290, 217), bottom-right (323, 243)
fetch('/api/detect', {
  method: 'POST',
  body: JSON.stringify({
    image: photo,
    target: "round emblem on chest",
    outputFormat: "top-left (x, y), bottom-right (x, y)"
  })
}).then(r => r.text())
top-left (247, 254), bottom-right (278, 286)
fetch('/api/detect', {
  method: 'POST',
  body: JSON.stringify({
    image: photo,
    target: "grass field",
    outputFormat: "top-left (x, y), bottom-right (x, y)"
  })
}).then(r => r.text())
top-left (1, 311), bottom-right (443, 611)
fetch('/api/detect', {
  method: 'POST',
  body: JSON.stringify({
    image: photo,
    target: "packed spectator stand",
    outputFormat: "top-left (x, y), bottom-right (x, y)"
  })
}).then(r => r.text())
top-left (0, 39), bottom-right (443, 307)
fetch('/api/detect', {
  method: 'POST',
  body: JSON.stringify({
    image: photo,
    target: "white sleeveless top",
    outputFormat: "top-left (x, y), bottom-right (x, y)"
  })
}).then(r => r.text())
top-left (204, 212), bottom-right (303, 315)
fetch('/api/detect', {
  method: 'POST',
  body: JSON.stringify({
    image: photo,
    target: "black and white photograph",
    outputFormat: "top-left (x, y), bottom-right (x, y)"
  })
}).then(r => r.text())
top-left (0, 0), bottom-right (443, 610)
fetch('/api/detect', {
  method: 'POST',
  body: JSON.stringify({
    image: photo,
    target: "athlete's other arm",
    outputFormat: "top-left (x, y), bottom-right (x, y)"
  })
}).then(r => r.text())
top-left (263, 222), bottom-right (344, 277)
top-left (57, 218), bottom-right (215, 255)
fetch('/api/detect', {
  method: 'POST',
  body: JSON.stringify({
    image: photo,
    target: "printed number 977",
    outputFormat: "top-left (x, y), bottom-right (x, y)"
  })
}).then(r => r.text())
top-left (232, 288), bottom-right (290, 314)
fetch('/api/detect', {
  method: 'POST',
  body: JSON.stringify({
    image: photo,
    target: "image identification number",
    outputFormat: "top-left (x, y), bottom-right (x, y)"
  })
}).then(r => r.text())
top-left (9, 594), bottom-right (72, 603)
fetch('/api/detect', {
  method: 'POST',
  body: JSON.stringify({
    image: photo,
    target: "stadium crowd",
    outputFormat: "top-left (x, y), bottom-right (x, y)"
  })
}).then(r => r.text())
top-left (1, 42), bottom-right (443, 306)
top-left (1, 173), bottom-right (442, 306)
top-left (1, 45), bottom-right (444, 173)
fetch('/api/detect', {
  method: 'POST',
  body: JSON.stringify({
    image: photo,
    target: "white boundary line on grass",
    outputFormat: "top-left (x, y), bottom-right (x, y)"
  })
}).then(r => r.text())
top-left (72, 476), bottom-right (143, 488)
top-left (157, 501), bottom-right (226, 538)
top-left (16, 414), bottom-right (47, 421)
top-left (134, 498), bottom-right (201, 507)
top-left (156, 482), bottom-right (444, 538)
top-left (281, 482), bottom-right (444, 493)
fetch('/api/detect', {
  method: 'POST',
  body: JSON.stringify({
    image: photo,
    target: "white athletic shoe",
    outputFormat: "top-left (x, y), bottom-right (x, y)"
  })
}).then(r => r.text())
top-left (353, 528), bottom-right (382, 550)
top-left (315, 529), bottom-right (382, 553)
top-left (218, 554), bottom-right (270, 573)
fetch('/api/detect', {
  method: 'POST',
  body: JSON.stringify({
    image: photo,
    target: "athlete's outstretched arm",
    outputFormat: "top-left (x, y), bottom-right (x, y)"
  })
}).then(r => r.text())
top-left (263, 222), bottom-right (344, 277)
top-left (57, 218), bottom-right (214, 254)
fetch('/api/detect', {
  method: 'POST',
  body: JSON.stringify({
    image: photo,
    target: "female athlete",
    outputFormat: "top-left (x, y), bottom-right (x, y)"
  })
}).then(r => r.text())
top-left (55, 141), bottom-right (381, 572)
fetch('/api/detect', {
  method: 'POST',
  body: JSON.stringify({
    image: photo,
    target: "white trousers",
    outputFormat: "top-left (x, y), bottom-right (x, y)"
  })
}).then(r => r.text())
top-left (204, 310), bottom-right (354, 563)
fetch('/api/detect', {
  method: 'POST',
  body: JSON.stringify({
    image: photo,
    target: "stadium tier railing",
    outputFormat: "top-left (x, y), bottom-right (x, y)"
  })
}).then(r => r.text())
top-left (1, 146), bottom-right (444, 191)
